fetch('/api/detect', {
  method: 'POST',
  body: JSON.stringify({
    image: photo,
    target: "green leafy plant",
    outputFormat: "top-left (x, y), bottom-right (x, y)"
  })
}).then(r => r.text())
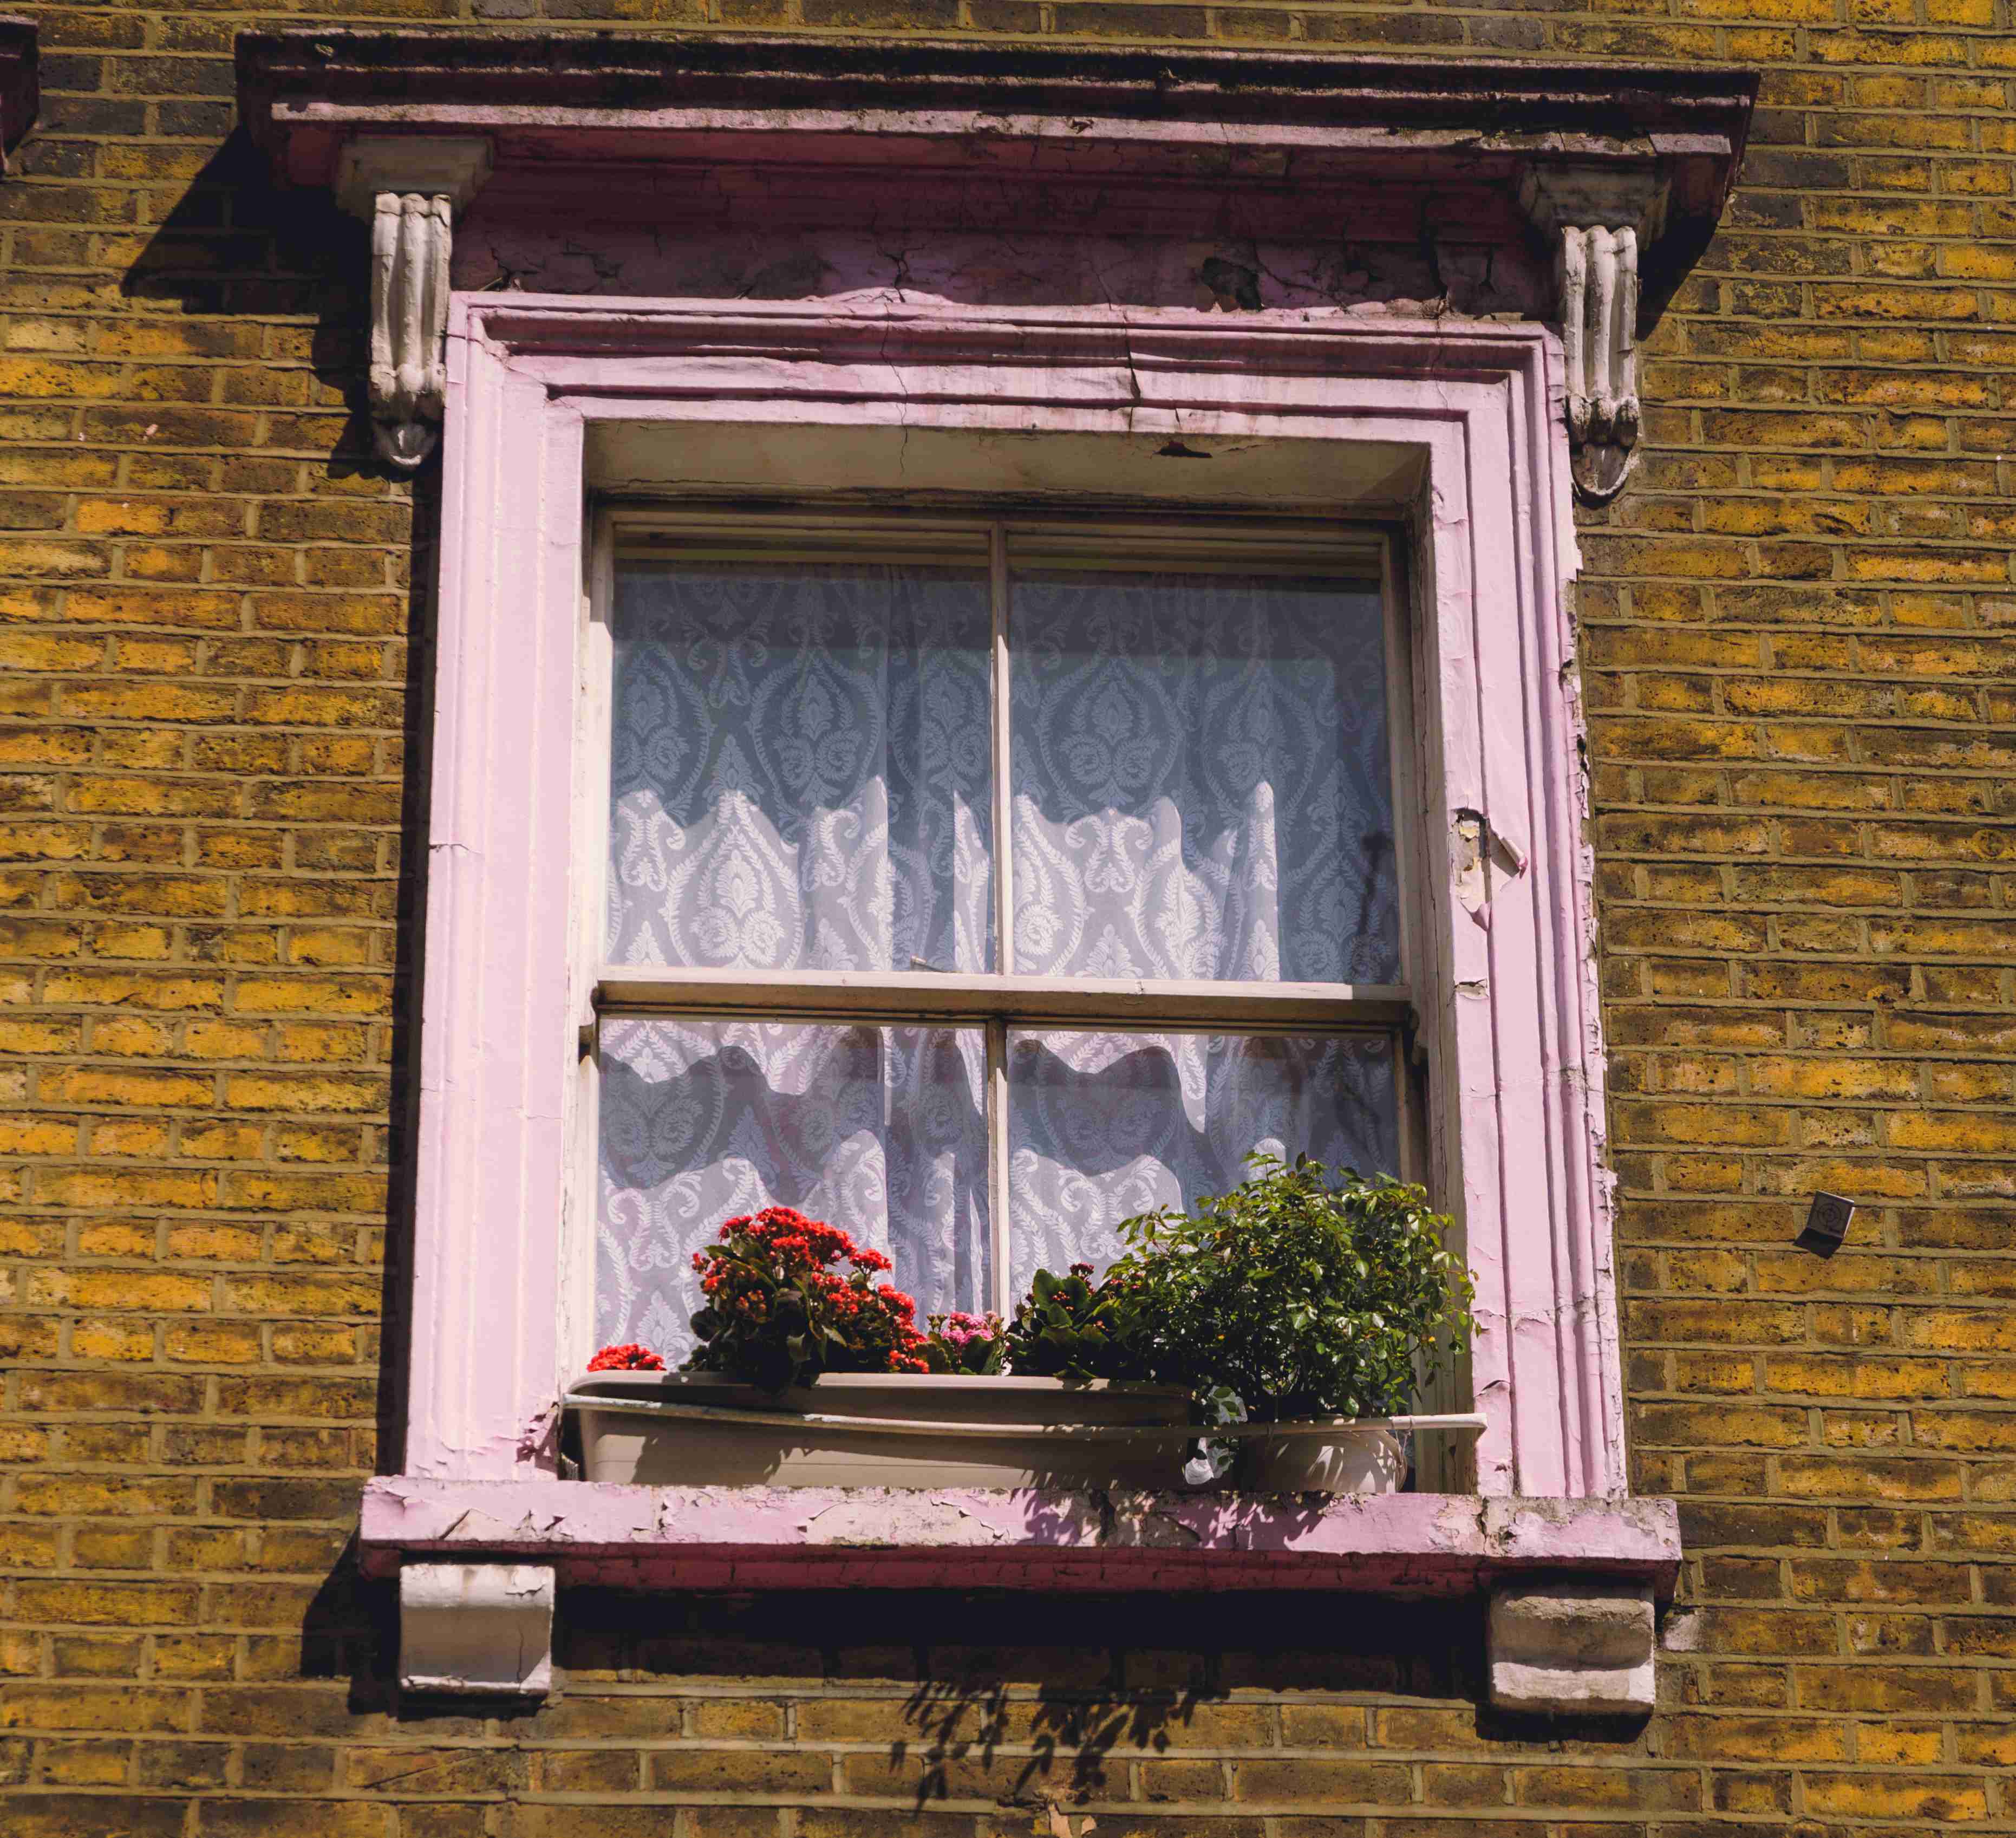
top-left (1000, 1263), bottom-right (1161, 1383)
top-left (1003, 1156), bottom-right (1473, 1422)
top-left (1105, 1154), bottom-right (1475, 1422)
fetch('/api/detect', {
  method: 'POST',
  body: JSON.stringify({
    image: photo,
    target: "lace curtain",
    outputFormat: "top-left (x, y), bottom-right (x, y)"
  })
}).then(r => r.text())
top-left (1003, 570), bottom-right (1399, 1292)
top-left (605, 563), bottom-right (993, 975)
top-left (596, 556), bottom-right (1400, 1357)
top-left (1010, 570), bottom-right (1398, 986)
top-left (1007, 1030), bottom-right (1398, 1301)
top-left (598, 562), bottom-right (993, 1357)
top-left (599, 1018), bottom-right (988, 1363)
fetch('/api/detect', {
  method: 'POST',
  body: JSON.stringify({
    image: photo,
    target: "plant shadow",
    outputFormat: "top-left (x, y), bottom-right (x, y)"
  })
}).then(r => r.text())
top-left (554, 1586), bottom-right (1483, 1806)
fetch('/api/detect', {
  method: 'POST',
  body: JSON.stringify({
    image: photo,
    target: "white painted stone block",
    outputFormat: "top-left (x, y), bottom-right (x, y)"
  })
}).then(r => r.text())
top-left (399, 1561), bottom-right (554, 1697)
top-left (1487, 1580), bottom-right (1655, 1715)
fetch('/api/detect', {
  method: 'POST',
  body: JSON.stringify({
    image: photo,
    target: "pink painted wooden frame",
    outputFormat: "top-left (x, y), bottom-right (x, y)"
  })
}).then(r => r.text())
top-left (360, 1481), bottom-right (1678, 1594)
top-left (407, 294), bottom-right (1623, 1507)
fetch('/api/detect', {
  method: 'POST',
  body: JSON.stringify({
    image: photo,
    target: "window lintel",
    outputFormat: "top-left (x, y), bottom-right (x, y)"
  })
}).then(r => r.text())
top-left (237, 29), bottom-right (1753, 498)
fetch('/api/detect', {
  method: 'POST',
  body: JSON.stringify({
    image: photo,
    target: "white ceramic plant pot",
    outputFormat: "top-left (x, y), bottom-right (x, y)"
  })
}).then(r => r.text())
top-left (569, 1371), bottom-right (1196, 1490)
top-left (1242, 1421), bottom-right (1406, 1494)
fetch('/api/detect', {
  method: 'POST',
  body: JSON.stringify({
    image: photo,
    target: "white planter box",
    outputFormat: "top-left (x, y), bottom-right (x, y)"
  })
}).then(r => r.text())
top-left (569, 1371), bottom-right (1196, 1489)
top-left (569, 1372), bottom-right (1421, 1495)
top-left (1242, 1422), bottom-right (1406, 1493)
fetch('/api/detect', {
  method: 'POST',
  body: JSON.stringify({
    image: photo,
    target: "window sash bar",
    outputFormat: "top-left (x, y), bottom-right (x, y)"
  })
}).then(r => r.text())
top-left (989, 519), bottom-right (1013, 975)
top-left (596, 967), bottom-right (1410, 1033)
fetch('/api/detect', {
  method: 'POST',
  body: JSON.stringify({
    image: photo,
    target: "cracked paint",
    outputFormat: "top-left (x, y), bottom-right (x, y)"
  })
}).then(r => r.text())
top-left (361, 1477), bottom-right (1680, 1599)
top-left (454, 216), bottom-right (1550, 324)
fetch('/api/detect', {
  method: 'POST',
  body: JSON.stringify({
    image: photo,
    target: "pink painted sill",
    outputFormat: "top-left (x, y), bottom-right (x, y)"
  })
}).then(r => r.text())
top-left (360, 1478), bottom-right (1680, 1596)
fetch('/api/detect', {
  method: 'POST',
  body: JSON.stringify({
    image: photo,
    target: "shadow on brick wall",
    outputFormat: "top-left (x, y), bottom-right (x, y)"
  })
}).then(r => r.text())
top-left (120, 128), bottom-right (377, 466)
top-left (115, 126), bottom-right (446, 1483)
top-left (551, 1588), bottom-right (1491, 1803)
top-left (299, 1535), bottom-right (399, 1717)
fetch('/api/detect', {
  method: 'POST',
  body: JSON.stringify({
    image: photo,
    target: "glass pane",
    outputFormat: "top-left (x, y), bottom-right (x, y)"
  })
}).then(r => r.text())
top-left (608, 560), bottom-right (994, 974)
top-left (1007, 1029), bottom-right (1399, 1298)
top-left (597, 1019), bottom-right (989, 1364)
top-left (1010, 569), bottom-right (1397, 984)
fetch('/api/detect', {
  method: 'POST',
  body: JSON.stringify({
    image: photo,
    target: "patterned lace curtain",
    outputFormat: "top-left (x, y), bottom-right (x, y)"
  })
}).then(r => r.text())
top-left (1004, 570), bottom-right (1399, 1295)
top-left (604, 562), bottom-right (993, 976)
top-left (595, 554), bottom-right (1401, 1360)
top-left (597, 562), bottom-right (993, 1358)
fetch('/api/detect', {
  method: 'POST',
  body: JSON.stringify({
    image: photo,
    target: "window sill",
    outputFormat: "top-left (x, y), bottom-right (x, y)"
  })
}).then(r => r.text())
top-left (361, 1475), bottom-right (1676, 1595)
top-left (367, 1479), bottom-right (1676, 1711)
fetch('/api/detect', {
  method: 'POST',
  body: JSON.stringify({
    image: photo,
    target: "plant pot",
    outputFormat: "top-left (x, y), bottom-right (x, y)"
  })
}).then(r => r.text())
top-left (568, 1370), bottom-right (1197, 1489)
top-left (1240, 1421), bottom-right (1406, 1494)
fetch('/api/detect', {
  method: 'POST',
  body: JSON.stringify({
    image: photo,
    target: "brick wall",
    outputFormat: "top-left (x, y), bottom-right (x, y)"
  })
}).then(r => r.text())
top-left (4, 1), bottom-right (2016, 1832)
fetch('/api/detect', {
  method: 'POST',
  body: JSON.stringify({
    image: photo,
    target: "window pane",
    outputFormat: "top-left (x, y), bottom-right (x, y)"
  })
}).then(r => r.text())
top-left (1010, 570), bottom-right (1397, 984)
top-left (608, 561), bottom-right (994, 974)
top-left (1007, 1030), bottom-right (1399, 1297)
top-left (598, 1019), bottom-right (989, 1364)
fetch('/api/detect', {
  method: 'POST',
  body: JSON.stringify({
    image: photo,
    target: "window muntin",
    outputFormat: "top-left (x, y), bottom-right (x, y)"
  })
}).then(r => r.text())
top-left (591, 514), bottom-right (1416, 1346)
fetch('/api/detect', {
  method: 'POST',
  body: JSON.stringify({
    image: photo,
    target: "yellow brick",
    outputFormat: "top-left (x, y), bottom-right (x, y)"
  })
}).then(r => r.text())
top-left (0, 13), bottom-right (2011, 1828)
top-left (67, 1318), bottom-right (158, 1362)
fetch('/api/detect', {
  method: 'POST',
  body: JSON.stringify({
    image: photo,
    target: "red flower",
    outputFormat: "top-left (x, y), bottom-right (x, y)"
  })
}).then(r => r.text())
top-left (686, 1207), bottom-right (929, 1387)
top-left (588, 1342), bottom-right (664, 1372)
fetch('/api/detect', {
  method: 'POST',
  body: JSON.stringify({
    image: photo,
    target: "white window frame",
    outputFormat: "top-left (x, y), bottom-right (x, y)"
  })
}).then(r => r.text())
top-left (403, 295), bottom-right (1622, 1504)
top-left (580, 508), bottom-right (1429, 1340)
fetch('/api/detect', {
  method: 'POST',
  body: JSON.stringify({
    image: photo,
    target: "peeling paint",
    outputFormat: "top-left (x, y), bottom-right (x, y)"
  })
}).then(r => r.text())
top-left (1452, 811), bottom-right (1489, 919)
top-left (359, 1475), bottom-right (1681, 1597)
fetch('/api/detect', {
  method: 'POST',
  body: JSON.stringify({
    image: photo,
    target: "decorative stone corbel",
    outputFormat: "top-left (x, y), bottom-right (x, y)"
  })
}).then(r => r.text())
top-left (399, 1561), bottom-right (554, 1696)
top-left (1488, 1580), bottom-right (1656, 1715)
top-left (336, 137), bottom-right (492, 471)
top-left (1521, 168), bottom-right (1671, 507)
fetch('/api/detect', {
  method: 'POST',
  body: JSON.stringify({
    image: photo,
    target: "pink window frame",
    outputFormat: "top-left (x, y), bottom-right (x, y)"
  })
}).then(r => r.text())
top-left (405, 293), bottom-right (1622, 1503)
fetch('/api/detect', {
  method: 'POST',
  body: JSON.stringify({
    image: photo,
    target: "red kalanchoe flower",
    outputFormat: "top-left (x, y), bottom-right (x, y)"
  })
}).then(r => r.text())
top-left (684, 1206), bottom-right (928, 1389)
top-left (588, 1342), bottom-right (664, 1372)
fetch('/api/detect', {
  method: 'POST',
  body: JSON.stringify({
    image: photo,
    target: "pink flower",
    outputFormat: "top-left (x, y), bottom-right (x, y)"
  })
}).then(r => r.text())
top-left (688, 1208), bottom-right (928, 1380)
top-left (936, 1310), bottom-right (1003, 1350)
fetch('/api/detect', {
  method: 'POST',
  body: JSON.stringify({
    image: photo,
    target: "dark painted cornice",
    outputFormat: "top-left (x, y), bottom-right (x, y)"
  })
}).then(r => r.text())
top-left (0, 15), bottom-right (38, 171)
top-left (237, 29), bottom-right (1756, 138)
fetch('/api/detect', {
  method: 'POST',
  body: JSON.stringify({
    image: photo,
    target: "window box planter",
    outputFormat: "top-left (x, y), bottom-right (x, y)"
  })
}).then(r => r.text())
top-left (569, 1371), bottom-right (1198, 1490)
top-left (567, 1371), bottom-right (1431, 1494)
top-left (1246, 1423), bottom-right (1406, 1494)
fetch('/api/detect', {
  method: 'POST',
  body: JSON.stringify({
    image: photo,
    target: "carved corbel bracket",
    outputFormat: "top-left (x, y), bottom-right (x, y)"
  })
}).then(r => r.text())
top-left (336, 138), bottom-right (492, 472)
top-left (1521, 168), bottom-right (1671, 507)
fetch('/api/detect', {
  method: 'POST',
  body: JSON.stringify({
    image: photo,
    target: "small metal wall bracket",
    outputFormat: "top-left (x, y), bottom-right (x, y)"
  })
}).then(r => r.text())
top-left (1797, 1192), bottom-right (1854, 1259)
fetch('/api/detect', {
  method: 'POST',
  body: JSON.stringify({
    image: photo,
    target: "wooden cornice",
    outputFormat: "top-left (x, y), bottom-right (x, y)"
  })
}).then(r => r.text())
top-left (237, 29), bottom-right (1753, 328)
